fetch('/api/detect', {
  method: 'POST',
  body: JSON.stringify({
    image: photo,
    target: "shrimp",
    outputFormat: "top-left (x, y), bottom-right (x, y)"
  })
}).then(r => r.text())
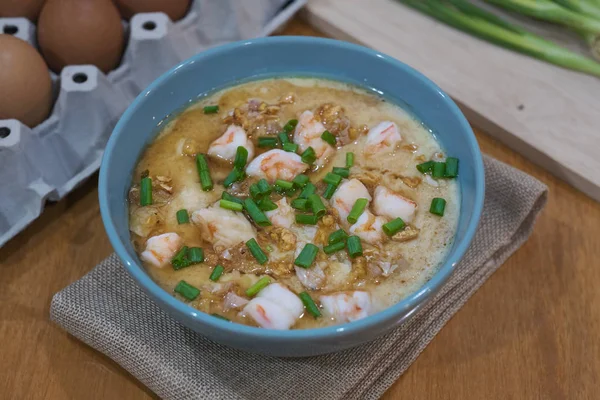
top-left (171, 185), bottom-right (221, 214)
top-left (295, 264), bottom-right (326, 290)
top-left (348, 210), bottom-right (387, 244)
top-left (373, 185), bottom-right (417, 223)
top-left (140, 232), bottom-right (182, 268)
top-left (258, 283), bottom-right (304, 317)
top-left (245, 149), bottom-right (308, 182)
top-left (364, 121), bottom-right (401, 154)
top-left (191, 204), bottom-right (256, 250)
top-left (242, 283), bottom-right (303, 330)
top-left (297, 258), bottom-right (352, 291)
top-left (243, 298), bottom-right (297, 330)
top-left (207, 125), bottom-right (254, 163)
top-left (320, 291), bottom-right (371, 323)
top-left (330, 179), bottom-right (372, 223)
top-left (293, 110), bottom-right (335, 166)
top-left (265, 198), bottom-right (294, 229)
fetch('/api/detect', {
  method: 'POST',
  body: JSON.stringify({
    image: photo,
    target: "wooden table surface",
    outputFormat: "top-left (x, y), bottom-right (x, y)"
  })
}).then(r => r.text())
top-left (1, 18), bottom-right (598, 400)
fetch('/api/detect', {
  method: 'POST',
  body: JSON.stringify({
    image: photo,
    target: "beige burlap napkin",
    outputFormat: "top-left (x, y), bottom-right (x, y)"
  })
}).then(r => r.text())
top-left (50, 155), bottom-right (547, 400)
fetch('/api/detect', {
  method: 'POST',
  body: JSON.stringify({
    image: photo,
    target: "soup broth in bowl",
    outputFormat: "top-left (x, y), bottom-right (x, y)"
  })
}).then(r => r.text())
top-left (128, 78), bottom-right (459, 330)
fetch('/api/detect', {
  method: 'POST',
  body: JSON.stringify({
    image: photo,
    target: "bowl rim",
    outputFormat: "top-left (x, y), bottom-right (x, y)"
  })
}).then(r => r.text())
top-left (99, 36), bottom-right (485, 340)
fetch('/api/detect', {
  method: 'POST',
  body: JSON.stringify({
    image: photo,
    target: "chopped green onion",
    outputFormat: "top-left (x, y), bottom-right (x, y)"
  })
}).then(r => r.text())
top-left (278, 132), bottom-right (290, 145)
top-left (200, 170), bottom-right (213, 191)
top-left (323, 241), bottom-right (346, 255)
top-left (430, 197), bottom-right (446, 216)
top-left (258, 137), bottom-right (278, 148)
top-left (176, 209), bottom-right (189, 224)
top-left (243, 198), bottom-right (271, 227)
top-left (323, 183), bottom-right (338, 200)
top-left (251, 180), bottom-right (273, 199)
top-left (223, 167), bottom-right (244, 187)
top-left (294, 243), bottom-right (319, 268)
top-left (416, 161), bottom-right (434, 174)
top-left (246, 276), bottom-right (271, 296)
top-left (346, 152), bottom-right (354, 167)
top-left (209, 265), bottom-right (224, 282)
top-left (233, 146), bottom-right (248, 169)
top-left (299, 182), bottom-right (316, 199)
top-left (332, 167), bottom-right (350, 178)
top-left (249, 183), bottom-right (262, 199)
top-left (221, 191), bottom-right (243, 205)
top-left (245, 238), bottom-right (269, 265)
top-left (283, 143), bottom-right (299, 153)
top-left (321, 130), bottom-right (336, 146)
top-left (292, 174), bottom-right (310, 188)
top-left (140, 177), bottom-right (152, 206)
top-left (174, 280), bottom-right (200, 301)
top-left (383, 218), bottom-right (406, 236)
top-left (299, 292), bottom-right (321, 318)
top-left (257, 198), bottom-right (278, 212)
top-left (347, 236), bottom-right (363, 258)
top-left (308, 193), bottom-right (326, 218)
top-left (328, 229), bottom-right (348, 244)
top-left (347, 198), bottom-right (369, 224)
top-left (444, 157), bottom-right (459, 178)
top-left (323, 172), bottom-right (343, 186)
top-left (211, 313), bottom-right (230, 321)
top-left (295, 213), bottom-right (319, 225)
top-left (203, 105), bottom-right (219, 114)
top-left (286, 187), bottom-right (299, 197)
top-left (274, 185), bottom-right (297, 197)
top-left (187, 247), bottom-right (204, 264)
top-left (196, 154), bottom-right (213, 191)
top-left (283, 119), bottom-right (298, 133)
top-left (172, 245), bottom-right (204, 269)
top-left (220, 199), bottom-right (243, 212)
top-left (257, 178), bottom-right (272, 195)
top-left (196, 154), bottom-right (209, 171)
top-left (291, 198), bottom-right (308, 211)
top-left (301, 146), bottom-right (317, 164)
top-left (275, 179), bottom-right (294, 190)
top-left (171, 246), bottom-right (191, 270)
top-left (432, 162), bottom-right (446, 179)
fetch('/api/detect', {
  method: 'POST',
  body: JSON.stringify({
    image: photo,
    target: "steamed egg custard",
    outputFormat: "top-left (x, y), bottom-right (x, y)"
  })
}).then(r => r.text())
top-left (128, 78), bottom-right (459, 330)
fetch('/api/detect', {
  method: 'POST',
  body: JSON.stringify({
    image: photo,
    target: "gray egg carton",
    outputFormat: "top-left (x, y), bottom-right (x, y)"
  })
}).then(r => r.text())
top-left (0, 0), bottom-right (306, 248)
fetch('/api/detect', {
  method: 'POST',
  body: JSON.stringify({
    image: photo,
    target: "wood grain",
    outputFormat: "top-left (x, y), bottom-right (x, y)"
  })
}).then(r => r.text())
top-left (1, 18), bottom-right (599, 400)
top-left (304, 0), bottom-right (600, 203)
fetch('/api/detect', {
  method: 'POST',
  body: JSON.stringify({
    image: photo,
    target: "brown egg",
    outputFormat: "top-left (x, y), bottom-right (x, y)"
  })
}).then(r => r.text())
top-left (37, 0), bottom-right (124, 74)
top-left (0, 35), bottom-right (53, 127)
top-left (0, 0), bottom-right (46, 22)
top-left (114, 0), bottom-right (190, 21)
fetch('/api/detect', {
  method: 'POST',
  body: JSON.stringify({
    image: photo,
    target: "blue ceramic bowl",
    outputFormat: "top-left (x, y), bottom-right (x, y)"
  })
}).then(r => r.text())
top-left (99, 36), bottom-right (484, 357)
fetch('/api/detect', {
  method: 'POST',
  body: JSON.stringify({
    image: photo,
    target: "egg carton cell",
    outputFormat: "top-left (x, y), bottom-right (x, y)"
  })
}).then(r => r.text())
top-left (0, 17), bottom-right (35, 44)
top-left (0, 0), bottom-right (306, 248)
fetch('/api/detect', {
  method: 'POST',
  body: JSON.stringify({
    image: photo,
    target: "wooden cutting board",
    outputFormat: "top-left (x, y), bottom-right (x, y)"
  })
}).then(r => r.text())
top-left (304, 0), bottom-right (600, 202)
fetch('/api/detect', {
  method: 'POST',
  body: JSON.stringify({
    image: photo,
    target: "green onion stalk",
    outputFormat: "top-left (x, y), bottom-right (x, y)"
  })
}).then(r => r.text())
top-left (583, 32), bottom-right (600, 61)
top-left (483, 0), bottom-right (600, 61)
top-left (551, 0), bottom-right (600, 60)
top-left (401, 0), bottom-right (600, 77)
